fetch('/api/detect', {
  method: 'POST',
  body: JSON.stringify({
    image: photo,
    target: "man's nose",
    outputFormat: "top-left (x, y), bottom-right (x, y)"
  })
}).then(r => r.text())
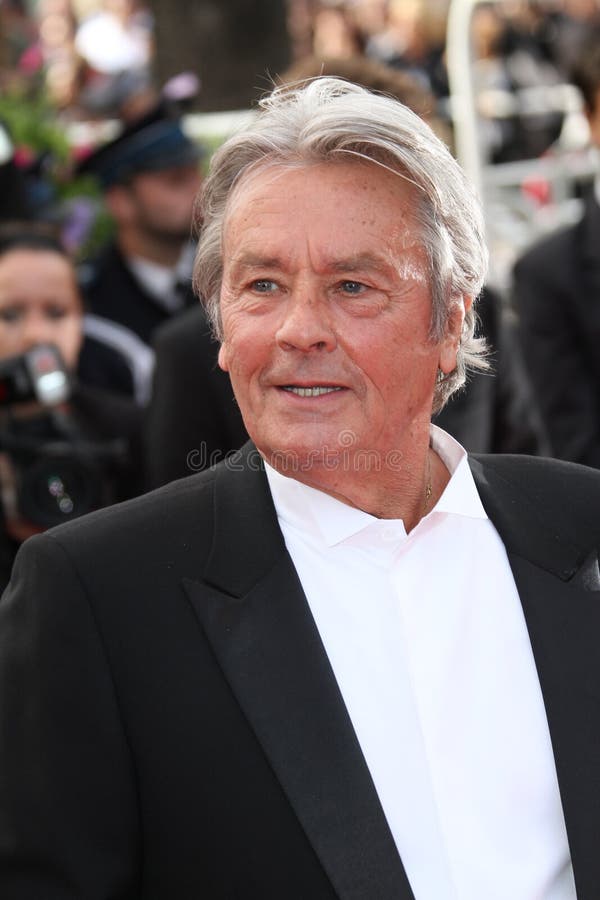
top-left (275, 292), bottom-right (337, 353)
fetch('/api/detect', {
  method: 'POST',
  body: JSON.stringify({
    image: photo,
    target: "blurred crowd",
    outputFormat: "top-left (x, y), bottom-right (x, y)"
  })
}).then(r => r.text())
top-left (291, 0), bottom-right (600, 161)
top-left (0, 0), bottom-right (153, 117)
top-left (0, 0), bottom-right (600, 589)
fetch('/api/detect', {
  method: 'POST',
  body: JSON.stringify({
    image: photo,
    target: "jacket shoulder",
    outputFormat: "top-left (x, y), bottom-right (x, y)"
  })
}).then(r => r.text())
top-left (153, 304), bottom-right (212, 354)
top-left (470, 454), bottom-right (600, 575)
top-left (472, 451), bottom-right (600, 488)
top-left (79, 243), bottom-right (122, 288)
top-left (513, 223), bottom-right (576, 281)
top-left (36, 467), bottom-right (219, 583)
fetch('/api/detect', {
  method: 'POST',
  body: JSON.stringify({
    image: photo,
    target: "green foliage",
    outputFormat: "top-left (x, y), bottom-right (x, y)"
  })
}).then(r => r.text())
top-left (0, 90), bottom-right (70, 162)
top-left (0, 88), bottom-right (114, 259)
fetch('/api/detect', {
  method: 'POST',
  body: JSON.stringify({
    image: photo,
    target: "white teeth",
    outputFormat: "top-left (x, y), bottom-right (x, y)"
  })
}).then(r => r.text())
top-left (282, 386), bottom-right (343, 397)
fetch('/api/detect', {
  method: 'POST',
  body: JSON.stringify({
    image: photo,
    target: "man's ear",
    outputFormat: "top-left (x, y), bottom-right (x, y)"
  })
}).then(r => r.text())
top-left (218, 342), bottom-right (229, 372)
top-left (438, 294), bottom-right (471, 374)
top-left (104, 185), bottom-right (136, 225)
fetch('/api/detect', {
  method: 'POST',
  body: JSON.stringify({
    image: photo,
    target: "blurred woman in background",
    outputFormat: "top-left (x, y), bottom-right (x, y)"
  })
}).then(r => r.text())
top-left (0, 223), bottom-right (142, 589)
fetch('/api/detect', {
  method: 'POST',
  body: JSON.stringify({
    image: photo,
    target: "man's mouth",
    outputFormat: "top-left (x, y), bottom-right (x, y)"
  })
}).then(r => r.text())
top-left (280, 385), bottom-right (344, 398)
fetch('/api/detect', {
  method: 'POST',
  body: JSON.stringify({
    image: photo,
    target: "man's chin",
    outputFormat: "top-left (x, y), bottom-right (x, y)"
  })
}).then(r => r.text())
top-left (259, 443), bottom-right (351, 479)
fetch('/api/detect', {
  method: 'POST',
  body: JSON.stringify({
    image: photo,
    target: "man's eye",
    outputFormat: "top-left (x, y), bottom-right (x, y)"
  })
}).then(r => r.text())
top-left (251, 280), bottom-right (278, 293)
top-left (339, 280), bottom-right (367, 295)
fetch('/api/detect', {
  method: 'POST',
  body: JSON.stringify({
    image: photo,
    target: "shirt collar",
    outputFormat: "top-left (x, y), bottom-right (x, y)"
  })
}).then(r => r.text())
top-left (265, 424), bottom-right (488, 549)
top-left (127, 242), bottom-right (195, 311)
top-left (428, 424), bottom-right (487, 519)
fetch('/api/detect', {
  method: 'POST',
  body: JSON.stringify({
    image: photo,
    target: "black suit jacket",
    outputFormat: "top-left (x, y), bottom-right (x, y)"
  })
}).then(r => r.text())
top-left (1, 448), bottom-right (600, 899)
top-left (513, 188), bottom-right (600, 467)
top-left (82, 242), bottom-right (196, 346)
top-left (144, 304), bottom-right (247, 489)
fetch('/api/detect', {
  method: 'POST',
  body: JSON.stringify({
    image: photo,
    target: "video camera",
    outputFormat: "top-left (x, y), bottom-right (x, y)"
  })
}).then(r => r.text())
top-left (0, 342), bottom-right (71, 407)
top-left (0, 344), bottom-right (128, 529)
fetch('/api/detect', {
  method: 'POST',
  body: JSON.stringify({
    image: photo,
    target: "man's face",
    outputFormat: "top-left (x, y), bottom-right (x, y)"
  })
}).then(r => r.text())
top-left (218, 160), bottom-right (462, 477)
top-left (128, 163), bottom-right (202, 242)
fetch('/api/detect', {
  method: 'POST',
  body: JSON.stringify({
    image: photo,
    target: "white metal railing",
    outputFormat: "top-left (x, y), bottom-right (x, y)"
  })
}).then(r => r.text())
top-left (446, 0), bottom-right (484, 196)
top-left (446, 0), bottom-right (598, 288)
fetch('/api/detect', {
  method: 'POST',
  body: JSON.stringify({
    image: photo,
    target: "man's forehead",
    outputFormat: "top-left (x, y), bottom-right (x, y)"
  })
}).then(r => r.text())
top-left (223, 162), bottom-right (307, 227)
top-left (223, 160), bottom-right (420, 242)
top-left (223, 156), bottom-right (418, 218)
top-left (221, 206), bottom-right (423, 282)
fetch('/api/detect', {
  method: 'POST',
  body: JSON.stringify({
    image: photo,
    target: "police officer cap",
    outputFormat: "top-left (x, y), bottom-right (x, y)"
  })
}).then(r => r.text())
top-left (78, 103), bottom-right (201, 189)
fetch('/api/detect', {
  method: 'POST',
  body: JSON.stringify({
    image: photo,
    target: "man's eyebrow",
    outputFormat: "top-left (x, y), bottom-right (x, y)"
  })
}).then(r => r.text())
top-left (329, 254), bottom-right (394, 275)
top-left (227, 252), bottom-right (397, 277)
top-left (228, 252), bottom-right (284, 271)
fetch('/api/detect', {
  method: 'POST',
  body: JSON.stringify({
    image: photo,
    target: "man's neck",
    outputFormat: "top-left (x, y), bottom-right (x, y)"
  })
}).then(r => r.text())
top-left (261, 438), bottom-right (450, 531)
top-left (117, 230), bottom-right (185, 268)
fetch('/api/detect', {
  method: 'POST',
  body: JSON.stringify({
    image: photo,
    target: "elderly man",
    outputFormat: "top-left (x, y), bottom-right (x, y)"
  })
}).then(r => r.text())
top-left (1, 78), bottom-right (599, 900)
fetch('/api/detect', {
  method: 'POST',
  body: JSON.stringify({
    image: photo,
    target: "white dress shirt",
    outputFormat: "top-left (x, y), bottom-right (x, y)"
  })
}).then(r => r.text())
top-left (265, 426), bottom-right (576, 900)
top-left (128, 242), bottom-right (195, 313)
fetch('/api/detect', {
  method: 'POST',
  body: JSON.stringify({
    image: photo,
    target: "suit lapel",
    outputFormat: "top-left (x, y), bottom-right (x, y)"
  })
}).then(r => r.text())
top-left (184, 446), bottom-right (415, 900)
top-left (508, 555), bottom-right (600, 900)
top-left (471, 455), bottom-right (600, 900)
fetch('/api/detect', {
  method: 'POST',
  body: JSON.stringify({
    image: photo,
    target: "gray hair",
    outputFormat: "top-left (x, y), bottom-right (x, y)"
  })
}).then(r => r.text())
top-left (194, 77), bottom-right (489, 411)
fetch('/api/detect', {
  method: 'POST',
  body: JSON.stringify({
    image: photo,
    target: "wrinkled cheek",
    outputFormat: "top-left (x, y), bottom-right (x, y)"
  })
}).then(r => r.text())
top-left (221, 322), bottom-right (264, 372)
top-left (221, 344), bottom-right (258, 400)
top-left (220, 339), bottom-right (251, 380)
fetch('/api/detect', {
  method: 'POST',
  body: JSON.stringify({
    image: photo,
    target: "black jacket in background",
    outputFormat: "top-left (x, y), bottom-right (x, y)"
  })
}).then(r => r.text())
top-left (81, 242), bottom-right (196, 346)
top-left (144, 304), bottom-right (247, 489)
top-left (513, 187), bottom-right (600, 467)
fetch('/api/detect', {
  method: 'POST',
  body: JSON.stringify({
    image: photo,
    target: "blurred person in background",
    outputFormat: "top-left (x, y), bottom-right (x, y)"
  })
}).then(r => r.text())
top-left (347, 0), bottom-right (389, 54)
top-left (77, 100), bottom-right (203, 402)
top-left (512, 26), bottom-right (600, 467)
top-left (550, 0), bottom-right (600, 75)
top-left (363, 0), bottom-right (449, 98)
top-left (0, 224), bottom-right (142, 589)
top-left (311, 1), bottom-right (363, 59)
top-left (471, 1), bottom-right (564, 163)
top-left (74, 0), bottom-right (154, 117)
top-left (0, 0), bottom-right (38, 89)
top-left (283, 53), bottom-right (441, 125)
